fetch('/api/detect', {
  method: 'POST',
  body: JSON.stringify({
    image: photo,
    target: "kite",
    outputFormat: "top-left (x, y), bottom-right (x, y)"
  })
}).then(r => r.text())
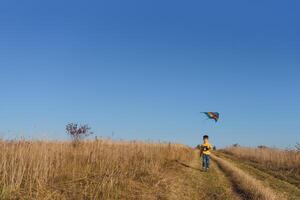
top-left (202, 112), bottom-right (219, 122)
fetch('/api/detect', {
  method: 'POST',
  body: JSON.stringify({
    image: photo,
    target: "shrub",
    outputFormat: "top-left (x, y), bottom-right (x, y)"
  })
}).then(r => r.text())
top-left (66, 123), bottom-right (93, 143)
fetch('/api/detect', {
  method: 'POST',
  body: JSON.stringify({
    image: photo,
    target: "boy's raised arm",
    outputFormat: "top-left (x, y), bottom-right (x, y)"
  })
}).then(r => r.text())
top-left (199, 145), bottom-right (203, 157)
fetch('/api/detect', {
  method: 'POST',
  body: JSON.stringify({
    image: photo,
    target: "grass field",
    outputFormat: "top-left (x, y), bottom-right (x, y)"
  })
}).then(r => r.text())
top-left (0, 140), bottom-right (299, 200)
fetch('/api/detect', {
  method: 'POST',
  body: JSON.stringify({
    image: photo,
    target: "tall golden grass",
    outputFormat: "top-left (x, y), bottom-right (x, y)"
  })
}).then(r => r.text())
top-left (223, 146), bottom-right (300, 170)
top-left (0, 139), bottom-right (193, 199)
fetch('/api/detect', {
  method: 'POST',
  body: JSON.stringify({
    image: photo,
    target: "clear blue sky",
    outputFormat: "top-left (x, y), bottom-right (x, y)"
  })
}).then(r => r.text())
top-left (0, 0), bottom-right (299, 148)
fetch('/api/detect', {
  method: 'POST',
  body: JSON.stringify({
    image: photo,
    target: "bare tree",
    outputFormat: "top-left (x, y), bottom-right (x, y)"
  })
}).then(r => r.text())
top-left (66, 123), bottom-right (93, 144)
top-left (296, 143), bottom-right (300, 151)
top-left (232, 143), bottom-right (240, 147)
top-left (257, 145), bottom-right (268, 149)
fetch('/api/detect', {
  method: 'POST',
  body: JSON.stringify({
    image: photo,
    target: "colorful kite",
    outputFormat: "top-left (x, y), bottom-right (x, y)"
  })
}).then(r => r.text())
top-left (202, 112), bottom-right (219, 122)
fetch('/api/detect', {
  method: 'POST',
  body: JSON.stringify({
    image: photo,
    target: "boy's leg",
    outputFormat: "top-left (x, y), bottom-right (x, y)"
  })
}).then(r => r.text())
top-left (206, 155), bottom-right (210, 170)
top-left (204, 155), bottom-right (209, 170)
top-left (203, 155), bottom-right (208, 170)
top-left (202, 156), bottom-right (205, 169)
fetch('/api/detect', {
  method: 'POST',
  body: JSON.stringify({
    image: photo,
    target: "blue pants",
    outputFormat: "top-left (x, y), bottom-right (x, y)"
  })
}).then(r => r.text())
top-left (202, 154), bottom-right (210, 169)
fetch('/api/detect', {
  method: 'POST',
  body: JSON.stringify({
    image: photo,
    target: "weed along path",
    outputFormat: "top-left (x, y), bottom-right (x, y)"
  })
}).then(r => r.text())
top-left (166, 150), bottom-right (240, 200)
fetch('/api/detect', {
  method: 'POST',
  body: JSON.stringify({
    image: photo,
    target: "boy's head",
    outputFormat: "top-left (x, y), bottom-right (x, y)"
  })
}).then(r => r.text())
top-left (203, 135), bottom-right (209, 143)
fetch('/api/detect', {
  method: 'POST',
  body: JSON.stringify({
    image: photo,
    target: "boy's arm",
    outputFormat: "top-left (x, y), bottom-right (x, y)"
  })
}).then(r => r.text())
top-left (199, 145), bottom-right (203, 157)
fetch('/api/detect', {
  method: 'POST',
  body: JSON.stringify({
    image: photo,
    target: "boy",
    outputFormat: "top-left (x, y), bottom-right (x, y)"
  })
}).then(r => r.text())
top-left (199, 135), bottom-right (212, 171)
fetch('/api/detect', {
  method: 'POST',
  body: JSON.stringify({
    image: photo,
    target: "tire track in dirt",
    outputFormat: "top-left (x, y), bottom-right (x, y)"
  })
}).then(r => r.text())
top-left (166, 150), bottom-right (241, 200)
top-left (216, 152), bottom-right (300, 200)
top-left (211, 154), bottom-right (283, 200)
top-left (211, 160), bottom-right (245, 200)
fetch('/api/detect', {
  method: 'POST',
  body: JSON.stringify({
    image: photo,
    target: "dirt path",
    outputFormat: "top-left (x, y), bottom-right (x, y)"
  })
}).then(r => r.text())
top-left (162, 149), bottom-right (299, 200)
top-left (165, 150), bottom-right (240, 200)
top-left (216, 152), bottom-right (300, 200)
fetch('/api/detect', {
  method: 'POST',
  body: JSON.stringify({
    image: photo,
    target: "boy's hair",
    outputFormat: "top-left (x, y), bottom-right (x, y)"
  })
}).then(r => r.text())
top-left (203, 135), bottom-right (209, 140)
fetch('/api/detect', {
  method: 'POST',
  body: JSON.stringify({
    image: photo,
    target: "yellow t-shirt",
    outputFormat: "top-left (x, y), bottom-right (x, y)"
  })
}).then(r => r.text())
top-left (201, 143), bottom-right (212, 155)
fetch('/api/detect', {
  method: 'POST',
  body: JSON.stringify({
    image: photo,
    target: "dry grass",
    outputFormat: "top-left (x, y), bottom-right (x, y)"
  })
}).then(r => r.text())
top-left (0, 139), bottom-right (193, 199)
top-left (223, 146), bottom-right (300, 170)
top-left (211, 154), bottom-right (281, 200)
top-left (222, 146), bottom-right (300, 186)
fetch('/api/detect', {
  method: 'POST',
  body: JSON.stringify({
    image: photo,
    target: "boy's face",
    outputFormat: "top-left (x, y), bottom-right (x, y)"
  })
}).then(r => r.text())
top-left (203, 138), bottom-right (209, 143)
